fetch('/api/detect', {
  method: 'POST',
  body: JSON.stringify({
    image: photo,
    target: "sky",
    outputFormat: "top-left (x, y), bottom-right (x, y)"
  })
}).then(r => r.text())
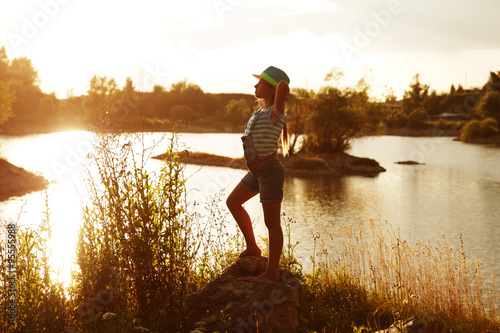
top-left (0, 0), bottom-right (499, 100)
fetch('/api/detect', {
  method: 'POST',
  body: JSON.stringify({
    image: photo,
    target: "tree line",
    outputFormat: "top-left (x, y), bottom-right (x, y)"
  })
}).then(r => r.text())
top-left (1, 45), bottom-right (499, 153)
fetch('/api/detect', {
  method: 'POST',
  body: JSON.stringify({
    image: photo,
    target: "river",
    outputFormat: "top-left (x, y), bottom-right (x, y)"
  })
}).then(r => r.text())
top-left (1, 131), bottom-right (499, 285)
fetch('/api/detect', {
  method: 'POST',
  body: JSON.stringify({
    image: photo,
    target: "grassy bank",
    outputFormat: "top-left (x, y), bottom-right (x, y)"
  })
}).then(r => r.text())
top-left (0, 133), bottom-right (499, 332)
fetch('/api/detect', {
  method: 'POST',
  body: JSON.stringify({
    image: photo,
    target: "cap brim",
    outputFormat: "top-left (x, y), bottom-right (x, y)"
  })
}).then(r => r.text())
top-left (253, 74), bottom-right (276, 86)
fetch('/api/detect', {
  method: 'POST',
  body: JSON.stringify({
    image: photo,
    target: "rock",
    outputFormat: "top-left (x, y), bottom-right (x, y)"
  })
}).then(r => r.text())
top-left (187, 256), bottom-right (302, 333)
top-left (375, 316), bottom-right (427, 333)
top-left (395, 160), bottom-right (425, 165)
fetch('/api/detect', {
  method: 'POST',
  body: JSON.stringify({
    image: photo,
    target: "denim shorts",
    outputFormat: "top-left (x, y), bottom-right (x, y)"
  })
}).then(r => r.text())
top-left (239, 156), bottom-right (284, 203)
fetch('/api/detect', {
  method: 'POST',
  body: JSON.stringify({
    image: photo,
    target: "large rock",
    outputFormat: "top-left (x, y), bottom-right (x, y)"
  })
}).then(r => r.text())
top-left (187, 256), bottom-right (302, 333)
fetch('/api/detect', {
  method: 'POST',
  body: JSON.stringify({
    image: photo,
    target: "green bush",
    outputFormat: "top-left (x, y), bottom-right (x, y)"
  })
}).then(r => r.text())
top-left (460, 117), bottom-right (499, 142)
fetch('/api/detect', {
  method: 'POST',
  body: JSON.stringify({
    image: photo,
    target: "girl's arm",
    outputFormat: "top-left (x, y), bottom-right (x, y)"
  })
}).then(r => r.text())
top-left (271, 80), bottom-right (289, 120)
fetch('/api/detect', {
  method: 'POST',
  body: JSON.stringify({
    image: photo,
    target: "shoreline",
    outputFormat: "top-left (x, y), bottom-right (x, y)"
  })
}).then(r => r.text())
top-left (0, 159), bottom-right (49, 202)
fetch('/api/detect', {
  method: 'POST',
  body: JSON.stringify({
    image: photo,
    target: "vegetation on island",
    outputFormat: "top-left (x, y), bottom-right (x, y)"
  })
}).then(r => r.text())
top-left (0, 133), bottom-right (499, 332)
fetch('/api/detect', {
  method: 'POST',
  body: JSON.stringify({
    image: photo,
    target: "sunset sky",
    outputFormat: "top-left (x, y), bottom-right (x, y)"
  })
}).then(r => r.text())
top-left (1, 0), bottom-right (499, 100)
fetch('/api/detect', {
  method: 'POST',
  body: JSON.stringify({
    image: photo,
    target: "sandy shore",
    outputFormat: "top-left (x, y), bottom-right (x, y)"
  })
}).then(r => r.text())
top-left (0, 159), bottom-right (49, 202)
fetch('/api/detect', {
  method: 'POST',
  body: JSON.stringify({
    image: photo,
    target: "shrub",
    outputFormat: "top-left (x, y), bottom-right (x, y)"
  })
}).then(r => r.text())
top-left (70, 132), bottom-right (201, 331)
top-left (435, 117), bottom-right (447, 129)
top-left (170, 104), bottom-right (199, 121)
top-left (460, 117), bottom-right (499, 142)
top-left (479, 117), bottom-right (499, 136)
top-left (477, 91), bottom-right (500, 124)
top-left (407, 108), bottom-right (428, 129)
top-left (70, 132), bottom-right (242, 332)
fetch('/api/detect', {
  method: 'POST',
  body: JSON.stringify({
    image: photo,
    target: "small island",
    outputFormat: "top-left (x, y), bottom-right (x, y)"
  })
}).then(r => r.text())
top-left (153, 150), bottom-right (386, 177)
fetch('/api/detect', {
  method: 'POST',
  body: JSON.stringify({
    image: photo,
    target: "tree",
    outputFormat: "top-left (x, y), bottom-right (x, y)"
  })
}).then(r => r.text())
top-left (305, 84), bottom-right (385, 153)
top-left (484, 71), bottom-right (500, 92)
top-left (169, 80), bottom-right (206, 115)
top-left (169, 105), bottom-right (199, 122)
top-left (402, 74), bottom-right (429, 115)
top-left (224, 98), bottom-right (250, 125)
top-left (422, 90), bottom-right (442, 116)
top-left (83, 75), bottom-right (119, 125)
top-left (0, 81), bottom-right (15, 125)
top-left (407, 108), bottom-right (428, 129)
top-left (286, 88), bottom-right (315, 155)
top-left (38, 92), bottom-right (59, 125)
top-left (0, 54), bottom-right (43, 123)
top-left (113, 77), bottom-right (141, 122)
top-left (476, 91), bottom-right (500, 124)
top-left (383, 87), bottom-right (397, 103)
top-left (0, 46), bottom-right (8, 81)
top-left (8, 57), bottom-right (39, 86)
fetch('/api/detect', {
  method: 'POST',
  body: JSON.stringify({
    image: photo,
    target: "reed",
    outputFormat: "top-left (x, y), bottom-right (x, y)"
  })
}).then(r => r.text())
top-left (301, 218), bottom-right (500, 332)
top-left (0, 194), bottom-right (70, 332)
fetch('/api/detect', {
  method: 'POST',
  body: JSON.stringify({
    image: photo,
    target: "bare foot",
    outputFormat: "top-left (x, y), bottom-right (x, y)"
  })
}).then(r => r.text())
top-left (245, 270), bottom-right (280, 283)
top-left (239, 247), bottom-right (262, 258)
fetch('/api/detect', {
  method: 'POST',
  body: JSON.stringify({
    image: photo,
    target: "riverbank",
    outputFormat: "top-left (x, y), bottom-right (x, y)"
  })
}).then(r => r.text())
top-left (385, 127), bottom-right (460, 137)
top-left (0, 159), bottom-right (49, 202)
top-left (153, 150), bottom-right (387, 177)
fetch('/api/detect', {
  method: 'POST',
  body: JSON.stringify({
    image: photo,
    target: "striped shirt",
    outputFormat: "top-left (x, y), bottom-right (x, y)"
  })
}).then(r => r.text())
top-left (243, 106), bottom-right (286, 157)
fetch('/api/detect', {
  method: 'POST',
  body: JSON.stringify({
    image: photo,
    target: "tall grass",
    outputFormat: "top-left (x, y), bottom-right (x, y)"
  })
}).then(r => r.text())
top-left (301, 218), bottom-right (500, 332)
top-left (0, 195), bottom-right (70, 332)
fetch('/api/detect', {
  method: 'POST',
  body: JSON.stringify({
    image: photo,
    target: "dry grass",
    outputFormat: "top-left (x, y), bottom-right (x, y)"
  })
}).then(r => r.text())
top-left (305, 218), bottom-right (500, 332)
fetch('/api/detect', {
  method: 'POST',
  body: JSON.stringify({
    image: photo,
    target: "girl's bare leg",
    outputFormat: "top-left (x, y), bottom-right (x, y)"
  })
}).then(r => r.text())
top-left (255, 201), bottom-right (283, 282)
top-left (226, 184), bottom-right (261, 257)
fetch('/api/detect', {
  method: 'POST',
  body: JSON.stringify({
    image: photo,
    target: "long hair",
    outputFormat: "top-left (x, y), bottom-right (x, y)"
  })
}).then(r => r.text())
top-left (281, 121), bottom-right (290, 157)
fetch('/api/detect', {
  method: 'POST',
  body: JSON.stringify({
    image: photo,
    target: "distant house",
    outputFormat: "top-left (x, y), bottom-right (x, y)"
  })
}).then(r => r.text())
top-left (429, 112), bottom-right (469, 121)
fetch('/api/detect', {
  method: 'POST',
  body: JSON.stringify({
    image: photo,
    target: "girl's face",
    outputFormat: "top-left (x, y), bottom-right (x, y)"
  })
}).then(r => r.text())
top-left (254, 78), bottom-right (275, 99)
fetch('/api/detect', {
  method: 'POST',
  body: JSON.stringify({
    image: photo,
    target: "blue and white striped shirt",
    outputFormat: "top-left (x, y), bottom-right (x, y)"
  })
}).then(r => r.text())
top-left (243, 106), bottom-right (285, 157)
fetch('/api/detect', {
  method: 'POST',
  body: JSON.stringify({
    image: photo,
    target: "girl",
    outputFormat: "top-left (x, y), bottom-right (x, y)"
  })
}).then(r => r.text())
top-left (226, 66), bottom-right (290, 282)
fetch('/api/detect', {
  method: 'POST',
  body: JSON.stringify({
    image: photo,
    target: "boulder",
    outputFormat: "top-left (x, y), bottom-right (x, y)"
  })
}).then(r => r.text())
top-left (187, 256), bottom-right (302, 333)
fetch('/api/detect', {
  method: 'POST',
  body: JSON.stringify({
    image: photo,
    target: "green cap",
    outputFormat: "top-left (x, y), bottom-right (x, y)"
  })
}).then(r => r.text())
top-left (253, 66), bottom-right (290, 86)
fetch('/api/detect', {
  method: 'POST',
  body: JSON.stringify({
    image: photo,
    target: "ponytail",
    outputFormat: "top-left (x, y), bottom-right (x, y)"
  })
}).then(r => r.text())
top-left (281, 121), bottom-right (290, 157)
